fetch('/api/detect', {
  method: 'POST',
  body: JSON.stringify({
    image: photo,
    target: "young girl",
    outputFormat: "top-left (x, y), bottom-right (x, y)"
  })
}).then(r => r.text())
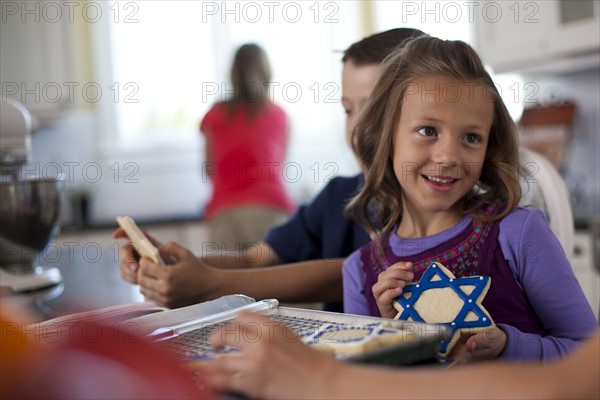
top-left (200, 44), bottom-right (295, 251)
top-left (342, 36), bottom-right (597, 362)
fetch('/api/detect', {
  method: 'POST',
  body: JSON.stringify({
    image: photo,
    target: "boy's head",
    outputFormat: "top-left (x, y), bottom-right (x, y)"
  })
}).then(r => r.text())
top-left (349, 36), bottom-right (521, 235)
top-left (341, 28), bottom-right (425, 146)
top-left (342, 28), bottom-right (426, 66)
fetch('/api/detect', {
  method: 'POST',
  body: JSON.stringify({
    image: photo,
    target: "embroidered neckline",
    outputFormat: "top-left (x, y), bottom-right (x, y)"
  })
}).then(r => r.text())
top-left (371, 203), bottom-right (498, 274)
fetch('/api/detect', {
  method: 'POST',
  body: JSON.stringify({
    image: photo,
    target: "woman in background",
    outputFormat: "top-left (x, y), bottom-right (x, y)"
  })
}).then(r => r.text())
top-left (200, 44), bottom-right (295, 251)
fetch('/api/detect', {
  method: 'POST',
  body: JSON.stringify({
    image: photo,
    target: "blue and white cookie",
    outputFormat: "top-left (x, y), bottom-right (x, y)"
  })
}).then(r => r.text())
top-left (302, 323), bottom-right (417, 355)
top-left (393, 262), bottom-right (494, 356)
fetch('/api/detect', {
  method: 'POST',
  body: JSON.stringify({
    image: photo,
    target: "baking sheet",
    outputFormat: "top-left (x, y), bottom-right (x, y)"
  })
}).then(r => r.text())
top-left (153, 296), bottom-right (451, 366)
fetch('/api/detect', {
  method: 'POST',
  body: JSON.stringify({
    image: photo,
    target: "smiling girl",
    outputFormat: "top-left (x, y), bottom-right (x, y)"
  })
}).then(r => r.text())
top-left (342, 36), bottom-right (597, 362)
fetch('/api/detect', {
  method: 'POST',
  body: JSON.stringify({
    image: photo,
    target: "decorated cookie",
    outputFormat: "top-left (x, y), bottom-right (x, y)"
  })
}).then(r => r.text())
top-left (302, 323), bottom-right (417, 356)
top-left (393, 262), bottom-right (494, 356)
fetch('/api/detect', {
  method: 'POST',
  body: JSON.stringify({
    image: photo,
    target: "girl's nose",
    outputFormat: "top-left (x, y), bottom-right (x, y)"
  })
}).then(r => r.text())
top-left (431, 139), bottom-right (459, 168)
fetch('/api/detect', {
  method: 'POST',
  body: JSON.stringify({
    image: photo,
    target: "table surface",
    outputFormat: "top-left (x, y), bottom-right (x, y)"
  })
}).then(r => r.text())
top-left (20, 237), bottom-right (143, 320)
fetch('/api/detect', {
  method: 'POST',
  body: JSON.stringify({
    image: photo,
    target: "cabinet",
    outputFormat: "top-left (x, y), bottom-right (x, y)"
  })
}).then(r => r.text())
top-left (0, 3), bottom-right (79, 121)
top-left (473, 0), bottom-right (600, 74)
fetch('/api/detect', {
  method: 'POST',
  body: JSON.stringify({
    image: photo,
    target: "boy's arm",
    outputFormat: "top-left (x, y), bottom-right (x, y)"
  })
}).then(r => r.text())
top-left (210, 259), bottom-right (344, 302)
top-left (200, 242), bottom-right (282, 269)
top-left (136, 241), bottom-right (343, 308)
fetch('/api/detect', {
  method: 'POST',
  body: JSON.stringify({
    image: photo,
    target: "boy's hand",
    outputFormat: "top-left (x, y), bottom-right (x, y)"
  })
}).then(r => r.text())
top-left (137, 241), bottom-right (221, 308)
top-left (112, 228), bottom-right (162, 284)
top-left (371, 261), bottom-right (413, 318)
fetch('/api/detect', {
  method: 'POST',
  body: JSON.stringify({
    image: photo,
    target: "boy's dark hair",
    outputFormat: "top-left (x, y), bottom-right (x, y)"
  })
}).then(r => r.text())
top-left (342, 28), bottom-right (426, 65)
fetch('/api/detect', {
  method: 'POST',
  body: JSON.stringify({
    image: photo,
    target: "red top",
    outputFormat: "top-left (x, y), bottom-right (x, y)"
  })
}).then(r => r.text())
top-left (200, 102), bottom-right (296, 219)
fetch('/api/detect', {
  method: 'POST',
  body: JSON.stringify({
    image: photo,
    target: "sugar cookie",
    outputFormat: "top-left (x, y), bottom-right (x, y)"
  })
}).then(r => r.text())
top-left (116, 216), bottom-right (164, 265)
top-left (302, 323), bottom-right (417, 356)
top-left (393, 262), bottom-right (494, 356)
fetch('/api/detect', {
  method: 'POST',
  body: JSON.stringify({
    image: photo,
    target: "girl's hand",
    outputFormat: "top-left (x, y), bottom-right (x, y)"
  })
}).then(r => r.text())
top-left (372, 262), bottom-right (414, 318)
top-left (202, 312), bottom-right (337, 399)
top-left (448, 327), bottom-right (507, 364)
top-left (112, 228), bottom-right (162, 284)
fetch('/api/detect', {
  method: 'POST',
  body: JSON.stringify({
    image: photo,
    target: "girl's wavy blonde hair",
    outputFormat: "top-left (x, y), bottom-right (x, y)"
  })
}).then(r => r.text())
top-left (347, 36), bottom-right (521, 237)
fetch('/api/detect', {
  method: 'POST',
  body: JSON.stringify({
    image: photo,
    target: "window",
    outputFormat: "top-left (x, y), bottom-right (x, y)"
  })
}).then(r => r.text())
top-left (95, 1), bottom-right (362, 209)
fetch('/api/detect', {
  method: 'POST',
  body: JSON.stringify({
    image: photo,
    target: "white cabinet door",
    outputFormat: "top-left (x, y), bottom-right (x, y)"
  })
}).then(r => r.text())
top-left (473, 1), bottom-right (548, 71)
top-left (0, 4), bottom-right (74, 120)
top-left (473, 0), bottom-right (600, 74)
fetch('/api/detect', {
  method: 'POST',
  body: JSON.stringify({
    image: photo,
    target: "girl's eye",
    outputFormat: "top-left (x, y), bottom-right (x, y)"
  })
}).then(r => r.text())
top-left (417, 126), bottom-right (436, 137)
top-left (465, 133), bottom-right (481, 144)
top-left (343, 108), bottom-right (352, 116)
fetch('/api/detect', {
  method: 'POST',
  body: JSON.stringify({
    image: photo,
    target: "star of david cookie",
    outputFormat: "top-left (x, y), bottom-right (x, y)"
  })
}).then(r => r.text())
top-left (302, 323), bottom-right (418, 356)
top-left (393, 262), bottom-right (494, 356)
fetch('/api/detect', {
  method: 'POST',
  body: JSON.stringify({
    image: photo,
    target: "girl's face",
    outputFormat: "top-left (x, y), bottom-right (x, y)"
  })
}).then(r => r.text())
top-left (392, 76), bottom-right (494, 217)
top-left (341, 61), bottom-right (379, 149)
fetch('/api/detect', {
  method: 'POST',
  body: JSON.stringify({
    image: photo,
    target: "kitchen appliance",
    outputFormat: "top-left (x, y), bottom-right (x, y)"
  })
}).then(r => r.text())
top-left (0, 98), bottom-right (62, 290)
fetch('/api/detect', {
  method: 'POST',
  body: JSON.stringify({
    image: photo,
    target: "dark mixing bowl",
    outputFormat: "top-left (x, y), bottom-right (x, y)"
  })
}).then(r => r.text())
top-left (0, 178), bottom-right (62, 271)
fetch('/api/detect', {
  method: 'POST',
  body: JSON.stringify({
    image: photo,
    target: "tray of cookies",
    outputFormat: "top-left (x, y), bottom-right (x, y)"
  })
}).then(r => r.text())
top-left (268, 307), bottom-right (452, 366)
top-left (153, 298), bottom-right (452, 367)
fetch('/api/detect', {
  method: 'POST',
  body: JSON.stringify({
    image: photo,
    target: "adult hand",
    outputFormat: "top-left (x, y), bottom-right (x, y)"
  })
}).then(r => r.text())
top-left (202, 312), bottom-right (337, 399)
top-left (112, 228), bottom-right (162, 285)
top-left (137, 241), bottom-right (221, 308)
top-left (448, 327), bottom-right (507, 364)
top-left (371, 262), bottom-right (414, 318)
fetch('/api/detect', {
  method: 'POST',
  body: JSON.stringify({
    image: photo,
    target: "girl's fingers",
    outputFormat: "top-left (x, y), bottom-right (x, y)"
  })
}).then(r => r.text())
top-left (378, 268), bottom-right (414, 283)
top-left (378, 287), bottom-right (404, 305)
top-left (388, 261), bottom-right (413, 271)
top-left (372, 277), bottom-right (405, 298)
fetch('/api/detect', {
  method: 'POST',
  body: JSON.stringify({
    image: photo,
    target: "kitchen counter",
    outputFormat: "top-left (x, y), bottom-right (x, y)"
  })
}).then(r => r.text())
top-left (14, 221), bottom-right (210, 320)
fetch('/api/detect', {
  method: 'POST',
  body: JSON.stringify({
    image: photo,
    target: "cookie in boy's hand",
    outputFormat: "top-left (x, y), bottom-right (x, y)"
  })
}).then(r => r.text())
top-left (393, 262), bottom-right (494, 356)
top-left (116, 216), bottom-right (164, 265)
top-left (302, 323), bottom-right (417, 356)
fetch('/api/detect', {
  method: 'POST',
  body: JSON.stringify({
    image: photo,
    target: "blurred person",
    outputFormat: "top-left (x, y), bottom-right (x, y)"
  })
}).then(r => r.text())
top-left (203, 312), bottom-right (600, 400)
top-left (114, 28), bottom-right (426, 309)
top-left (200, 43), bottom-right (295, 250)
top-left (0, 297), bottom-right (206, 399)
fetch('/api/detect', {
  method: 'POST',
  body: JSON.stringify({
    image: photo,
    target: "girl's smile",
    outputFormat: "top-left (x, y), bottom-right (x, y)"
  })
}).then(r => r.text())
top-left (422, 173), bottom-right (459, 192)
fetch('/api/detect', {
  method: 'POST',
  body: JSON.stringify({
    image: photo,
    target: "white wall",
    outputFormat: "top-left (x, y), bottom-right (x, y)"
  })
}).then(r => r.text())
top-left (29, 109), bottom-right (209, 226)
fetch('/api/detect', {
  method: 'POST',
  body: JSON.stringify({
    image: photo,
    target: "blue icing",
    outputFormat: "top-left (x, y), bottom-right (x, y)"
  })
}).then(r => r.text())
top-left (394, 262), bottom-right (493, 354)
top-left (309, 324), bottom-right (379, 344)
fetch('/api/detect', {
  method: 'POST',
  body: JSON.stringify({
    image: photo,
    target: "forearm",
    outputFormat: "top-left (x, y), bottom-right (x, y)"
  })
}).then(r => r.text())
top-left (201, 242), bottom-right (281, 269)
top-left (323, 345), bottom-right (599, 400)
top-left (321, 362), bottom-right (545, 400)
top-left (210, 259), bottom-right (344, 303)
